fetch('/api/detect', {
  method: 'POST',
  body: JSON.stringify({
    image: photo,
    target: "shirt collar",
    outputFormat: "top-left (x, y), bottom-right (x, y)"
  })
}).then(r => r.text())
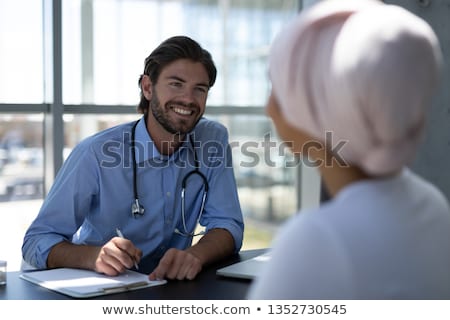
top-left (133, 115), bottom-right (196, 164)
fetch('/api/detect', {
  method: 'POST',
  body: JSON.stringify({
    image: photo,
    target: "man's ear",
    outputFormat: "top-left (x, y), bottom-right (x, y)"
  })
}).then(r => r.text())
top-left (141, 75), bottom-right (153, 101)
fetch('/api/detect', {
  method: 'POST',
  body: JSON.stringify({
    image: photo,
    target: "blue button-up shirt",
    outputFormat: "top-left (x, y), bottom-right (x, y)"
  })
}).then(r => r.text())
top-left (22, 116), bottom-right (244, 269)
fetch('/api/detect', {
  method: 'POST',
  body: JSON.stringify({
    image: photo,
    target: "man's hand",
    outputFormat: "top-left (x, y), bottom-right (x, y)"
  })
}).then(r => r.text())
top-left (95, 237), bottom-right (143, 276)
top-left (47, 239), bottom-right (142, 275)
top-left (147, 229), bottom-right (235, 281)
top-left (149, 248), bottom-right (202, 280)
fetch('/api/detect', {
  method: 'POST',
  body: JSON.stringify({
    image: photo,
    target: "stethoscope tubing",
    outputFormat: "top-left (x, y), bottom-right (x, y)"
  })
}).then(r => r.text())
top-left (130, 119), bottom-right (209, 236)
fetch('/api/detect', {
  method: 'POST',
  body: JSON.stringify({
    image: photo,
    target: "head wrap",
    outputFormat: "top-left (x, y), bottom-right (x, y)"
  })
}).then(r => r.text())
top-left (269, 0), bottom-right (442, 175)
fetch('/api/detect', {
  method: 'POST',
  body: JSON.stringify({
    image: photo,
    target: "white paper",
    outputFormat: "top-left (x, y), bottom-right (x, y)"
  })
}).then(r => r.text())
top-left (20, 268), bottom-right (166, 298)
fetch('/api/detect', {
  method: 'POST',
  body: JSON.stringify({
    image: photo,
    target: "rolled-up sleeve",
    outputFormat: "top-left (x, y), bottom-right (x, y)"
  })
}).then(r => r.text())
top-left (22, 141), bottom-right (99, 269)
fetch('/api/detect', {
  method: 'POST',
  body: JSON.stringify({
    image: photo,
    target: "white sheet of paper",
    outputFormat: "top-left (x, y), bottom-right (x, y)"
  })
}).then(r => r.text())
top-left (20, 268), bottom-right (166, 298)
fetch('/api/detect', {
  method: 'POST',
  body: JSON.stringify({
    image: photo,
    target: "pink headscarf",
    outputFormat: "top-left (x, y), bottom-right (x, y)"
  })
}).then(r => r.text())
top-left (269, 0), bottom-right (442, 175)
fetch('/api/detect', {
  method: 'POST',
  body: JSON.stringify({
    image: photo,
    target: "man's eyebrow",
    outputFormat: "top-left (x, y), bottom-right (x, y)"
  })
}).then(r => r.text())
top-left (167, 76), bottom-right (209, 88)
top-left (166, 75), bottom-right (185, 83)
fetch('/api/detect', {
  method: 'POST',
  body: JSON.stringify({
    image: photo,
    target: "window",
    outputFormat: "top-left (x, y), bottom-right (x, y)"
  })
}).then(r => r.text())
top-left (0, 1), bottom-right (44, 103)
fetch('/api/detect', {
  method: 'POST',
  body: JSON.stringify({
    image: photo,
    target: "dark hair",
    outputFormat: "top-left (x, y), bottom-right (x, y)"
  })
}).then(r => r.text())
top-left (137, 36), bottom-right (217, 114)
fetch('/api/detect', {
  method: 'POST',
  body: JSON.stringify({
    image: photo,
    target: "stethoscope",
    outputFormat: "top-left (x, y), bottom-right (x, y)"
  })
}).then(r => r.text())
top-left (130, 120), bottom-right (209, 237)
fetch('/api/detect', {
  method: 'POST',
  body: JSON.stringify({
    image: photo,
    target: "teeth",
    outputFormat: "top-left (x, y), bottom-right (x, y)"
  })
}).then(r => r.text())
top-left (173, 107), bottom-right (192, 115)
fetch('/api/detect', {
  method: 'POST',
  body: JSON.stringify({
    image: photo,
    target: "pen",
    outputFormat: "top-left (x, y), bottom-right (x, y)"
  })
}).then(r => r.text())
top-left (115, 228), bottom-right (139, 270)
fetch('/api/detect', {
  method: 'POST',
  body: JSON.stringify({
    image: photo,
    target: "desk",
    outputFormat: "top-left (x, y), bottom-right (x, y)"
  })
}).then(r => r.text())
top-left (0, 249), bottom-right (264, 300)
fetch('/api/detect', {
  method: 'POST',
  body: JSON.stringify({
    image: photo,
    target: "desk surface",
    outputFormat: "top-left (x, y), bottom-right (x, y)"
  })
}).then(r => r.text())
top-left (0, 249), bottom-right (264, 300)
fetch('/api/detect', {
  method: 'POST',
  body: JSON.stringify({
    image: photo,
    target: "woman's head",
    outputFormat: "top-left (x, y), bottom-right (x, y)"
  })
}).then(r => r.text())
top-left (268, 0), bottom-right (442, 176)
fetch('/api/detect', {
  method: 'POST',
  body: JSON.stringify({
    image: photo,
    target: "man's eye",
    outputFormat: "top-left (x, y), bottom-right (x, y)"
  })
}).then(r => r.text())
top-left (196, 87), bottom-right (208, 94)
top-left (169, 82), bottom-right (182, 88)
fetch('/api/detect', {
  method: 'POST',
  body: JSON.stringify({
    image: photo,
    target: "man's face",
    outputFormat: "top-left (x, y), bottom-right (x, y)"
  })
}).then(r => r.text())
top-left (145, 59), bottom-right (210, 135)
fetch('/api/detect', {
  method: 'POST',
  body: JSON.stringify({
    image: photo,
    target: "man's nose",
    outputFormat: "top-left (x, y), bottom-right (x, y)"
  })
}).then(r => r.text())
top-left (178, 87), bottom-right (196, 104)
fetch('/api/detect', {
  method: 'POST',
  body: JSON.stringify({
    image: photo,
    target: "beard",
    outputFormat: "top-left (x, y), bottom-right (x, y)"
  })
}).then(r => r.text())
top-left (149, 90), bottom-right (202, 135)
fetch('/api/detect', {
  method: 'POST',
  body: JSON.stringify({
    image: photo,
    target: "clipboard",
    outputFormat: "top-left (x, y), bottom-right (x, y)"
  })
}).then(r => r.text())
top-left (20, 268), bottom-right (167, 298)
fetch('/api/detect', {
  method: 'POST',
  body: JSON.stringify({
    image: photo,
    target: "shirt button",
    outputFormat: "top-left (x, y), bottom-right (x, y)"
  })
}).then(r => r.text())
top-left (166, 192), bottom-right (171, 197)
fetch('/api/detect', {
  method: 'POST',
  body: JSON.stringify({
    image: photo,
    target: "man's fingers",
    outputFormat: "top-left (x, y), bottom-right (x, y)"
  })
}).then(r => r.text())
top-left (96, 238), bottom-right (142, 274)
top-left (149, 249), bottom-right (202, 280)
top-left (95, 247), bottom-right (126, 275)
top-left (186, 265), bottom-right (201, 280)
top-left (112, 237), bottom-right (143, 268)
top-left (148, 249), bottom-right (175, 280)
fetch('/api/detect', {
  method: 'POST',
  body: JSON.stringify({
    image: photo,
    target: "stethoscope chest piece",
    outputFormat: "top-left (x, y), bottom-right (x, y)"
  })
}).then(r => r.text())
top-left (131, 198), bottom-right (145, 218)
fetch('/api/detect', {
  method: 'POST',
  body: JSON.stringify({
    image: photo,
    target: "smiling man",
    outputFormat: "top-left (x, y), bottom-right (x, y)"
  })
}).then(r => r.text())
top-left (22, 36), bottom-right (244, 281)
